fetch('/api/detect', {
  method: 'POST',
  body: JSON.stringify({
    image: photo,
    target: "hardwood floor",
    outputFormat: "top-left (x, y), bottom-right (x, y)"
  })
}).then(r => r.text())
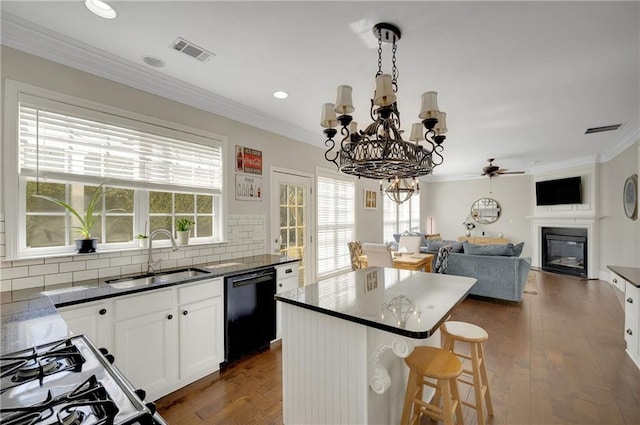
top-left (156, 271), bottom-right (640, 424)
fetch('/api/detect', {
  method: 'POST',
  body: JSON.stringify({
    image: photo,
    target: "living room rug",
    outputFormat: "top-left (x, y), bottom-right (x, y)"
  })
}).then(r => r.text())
top-left (524, 271), bottom-right (538, 294)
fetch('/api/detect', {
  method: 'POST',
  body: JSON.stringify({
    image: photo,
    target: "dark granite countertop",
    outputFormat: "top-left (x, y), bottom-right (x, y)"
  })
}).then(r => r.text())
top-left (1, 255), bottom-right (297, 354)
top-left (275, 267), bottom-right (476, 339)
top-left (608, 265), bottom-right (640, 288)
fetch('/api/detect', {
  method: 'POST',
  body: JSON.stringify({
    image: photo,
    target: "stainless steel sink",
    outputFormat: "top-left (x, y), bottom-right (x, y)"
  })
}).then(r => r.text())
top-left (106, 267), bottom-right (211, 289)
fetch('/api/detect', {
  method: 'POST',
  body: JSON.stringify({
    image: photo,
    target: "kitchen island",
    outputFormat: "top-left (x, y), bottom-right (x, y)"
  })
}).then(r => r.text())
top-left (275, 267), bottom-right (476, 425)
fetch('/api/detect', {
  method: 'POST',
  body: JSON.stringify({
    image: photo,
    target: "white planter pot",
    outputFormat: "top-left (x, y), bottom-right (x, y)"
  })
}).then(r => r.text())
top-left (138, 238), bottom-right (149, 249)
top-left (176, 230), bottom-right (190, 246)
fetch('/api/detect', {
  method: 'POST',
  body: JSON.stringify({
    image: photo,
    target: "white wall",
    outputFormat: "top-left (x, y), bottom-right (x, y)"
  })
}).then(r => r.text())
top-left (599, 142), bottom-right (640, 269)
top-left (421, 174), bottom-right (533, 258)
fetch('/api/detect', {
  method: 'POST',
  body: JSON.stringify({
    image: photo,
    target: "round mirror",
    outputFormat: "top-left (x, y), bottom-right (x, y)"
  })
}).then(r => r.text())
top-left (471, 198), bottom-right (501, 224)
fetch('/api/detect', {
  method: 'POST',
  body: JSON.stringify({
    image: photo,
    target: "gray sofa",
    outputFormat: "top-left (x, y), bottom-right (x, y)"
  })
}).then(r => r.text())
top-left (430, 251), bottom-right (531, 302)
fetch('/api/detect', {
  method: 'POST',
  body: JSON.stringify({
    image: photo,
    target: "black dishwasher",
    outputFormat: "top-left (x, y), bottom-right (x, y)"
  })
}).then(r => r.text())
top-left (224, 267), bottom-right (276, 366)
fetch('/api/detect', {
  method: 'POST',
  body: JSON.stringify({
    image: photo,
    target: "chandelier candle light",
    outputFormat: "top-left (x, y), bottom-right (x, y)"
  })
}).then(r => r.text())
top-left (320, 22), bottom-right (448, 204)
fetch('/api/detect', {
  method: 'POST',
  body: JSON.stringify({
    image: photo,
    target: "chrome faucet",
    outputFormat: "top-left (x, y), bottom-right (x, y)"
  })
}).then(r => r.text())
top-left (147, 229), bottom-right (179, 273)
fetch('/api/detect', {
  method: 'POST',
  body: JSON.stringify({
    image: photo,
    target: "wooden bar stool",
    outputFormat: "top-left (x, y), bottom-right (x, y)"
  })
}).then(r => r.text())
top-left (441, 321), bottom-right (494, 425)
top-left (400, 346), bottom-right (464, 425)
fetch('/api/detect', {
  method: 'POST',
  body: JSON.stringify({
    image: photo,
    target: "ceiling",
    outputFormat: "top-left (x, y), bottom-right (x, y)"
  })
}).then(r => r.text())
top-left (1, 1), bottom-right (639, 181)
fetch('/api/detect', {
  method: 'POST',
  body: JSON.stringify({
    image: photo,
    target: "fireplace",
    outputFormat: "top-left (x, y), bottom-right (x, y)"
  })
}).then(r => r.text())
top-left (541, 227), bottom-right (587, 277)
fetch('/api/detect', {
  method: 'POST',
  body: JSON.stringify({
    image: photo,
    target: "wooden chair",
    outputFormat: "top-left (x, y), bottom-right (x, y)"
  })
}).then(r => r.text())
top-left (362, 243), bottom-right (393, 267)
top-left (441, 321), bottom-right (494, 425)
top-left (401, 346), bottom-right (464, 425)
top-left (399, 235), bottom-right (423, 254)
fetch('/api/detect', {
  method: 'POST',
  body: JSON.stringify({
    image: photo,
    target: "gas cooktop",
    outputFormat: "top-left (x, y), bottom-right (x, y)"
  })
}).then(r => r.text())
top-left (0, 336), bottom-right (165, 425)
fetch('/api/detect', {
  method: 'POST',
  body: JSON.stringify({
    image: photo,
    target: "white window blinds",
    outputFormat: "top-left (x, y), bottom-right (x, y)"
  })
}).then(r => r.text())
top-left (317, 173), bottom-right (355, 277)
top-left (18, 94), bottom-right (223, 193)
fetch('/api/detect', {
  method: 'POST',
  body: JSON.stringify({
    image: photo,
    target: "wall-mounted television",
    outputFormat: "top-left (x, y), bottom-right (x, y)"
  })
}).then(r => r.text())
top-left (535, 176), bottom-right (582, 206)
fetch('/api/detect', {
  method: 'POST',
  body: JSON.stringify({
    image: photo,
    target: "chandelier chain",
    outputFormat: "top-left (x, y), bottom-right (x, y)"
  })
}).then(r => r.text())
top-left (391, 41), bottom-right (398, 92)
top-left (377, 37), bottom-right (383, 77)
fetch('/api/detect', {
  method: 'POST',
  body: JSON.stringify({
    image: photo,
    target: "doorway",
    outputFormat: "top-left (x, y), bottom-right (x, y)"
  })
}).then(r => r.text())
top-left (270, 169), bottom-right (312, 285)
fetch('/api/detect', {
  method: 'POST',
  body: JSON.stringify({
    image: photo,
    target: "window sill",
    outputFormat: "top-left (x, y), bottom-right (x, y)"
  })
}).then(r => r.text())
top-left (4, 239), bottom-right (229, 263)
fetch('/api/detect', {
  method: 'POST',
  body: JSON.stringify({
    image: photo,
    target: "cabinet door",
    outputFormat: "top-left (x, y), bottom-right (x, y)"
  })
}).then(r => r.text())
top-left (115, 308), bottom-right (178, 401)
top-left (276, 275), bottom-right (299, 340)
top-left (625, 282), bottom-right (640, 359)
top-left (58, 300), bottom-right (114, 352)
top-left (179, 296), bottom-right (223, 381)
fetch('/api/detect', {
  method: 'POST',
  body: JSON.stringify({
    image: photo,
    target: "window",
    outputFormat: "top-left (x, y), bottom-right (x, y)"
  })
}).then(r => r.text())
top-left (316, 171), bottom-right (355, 277)
top-left (383, 193), bottom-right (420, 243)
top-left (5, 81), bottom-right (226, 258)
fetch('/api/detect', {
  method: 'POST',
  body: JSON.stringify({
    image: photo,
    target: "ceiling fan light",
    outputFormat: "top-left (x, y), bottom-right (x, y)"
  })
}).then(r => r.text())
top-left (85, 0), bottom-right (117, 19)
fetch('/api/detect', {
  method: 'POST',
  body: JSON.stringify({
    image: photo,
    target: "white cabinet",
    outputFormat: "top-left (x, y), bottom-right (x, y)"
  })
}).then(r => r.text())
top-left (624, 279), bottom-right (640, 367)
top-left (114, 288), bottom-right (177, 401)
top-left (276, 262), bottom-right (299, 340)
top-left (609, 271), bottom-right (625, 292)
top-left (58, 299), bottom-right (114, 353)
top-left (110, 278), bottom-right (223, 400)
top-left (177, 279), bottom-right (224, 382)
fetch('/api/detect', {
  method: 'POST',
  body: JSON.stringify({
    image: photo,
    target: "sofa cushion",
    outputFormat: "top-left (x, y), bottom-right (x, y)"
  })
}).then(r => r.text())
top-left (463, 241), bottom-right (514, 257)
top-left (512, 242), bottom-right (525, 257)
top-left (426, 239), bottom-right (463, 253)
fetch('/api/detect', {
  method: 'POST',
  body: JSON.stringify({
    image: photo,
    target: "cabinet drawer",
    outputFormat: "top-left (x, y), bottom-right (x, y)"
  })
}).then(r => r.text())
top-left (115, 289), bottom-right (173, 321)
top-left (179, 278), bottom-right (223, 305)
top-left (625, 282), bottom-right (640, 318)
top-left (277, 276), bottom-right (299, 294)
top-left (276, 263), bottom-right (299, 280)
top-left (610, 272), bottom-right (626, 292)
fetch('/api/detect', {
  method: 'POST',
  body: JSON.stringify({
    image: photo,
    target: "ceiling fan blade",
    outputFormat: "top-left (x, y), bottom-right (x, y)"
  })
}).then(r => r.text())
top-left (497, 171), bottom-right (525, 175)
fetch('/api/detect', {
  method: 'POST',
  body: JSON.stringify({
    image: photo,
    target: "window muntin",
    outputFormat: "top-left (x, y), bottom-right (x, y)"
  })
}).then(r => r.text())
top-left (149, 191), bottom-right (216, 240)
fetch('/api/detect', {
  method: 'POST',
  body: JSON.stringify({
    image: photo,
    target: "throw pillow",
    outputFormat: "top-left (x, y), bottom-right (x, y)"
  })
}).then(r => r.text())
top-left (425, 233), bottom-right (442, 242)
top-left (463, 241), bottom-right (514, 257)
top-left (512, 242), bottom-right (525, 257)
top-left (427, 239), bottom-right (463, 253)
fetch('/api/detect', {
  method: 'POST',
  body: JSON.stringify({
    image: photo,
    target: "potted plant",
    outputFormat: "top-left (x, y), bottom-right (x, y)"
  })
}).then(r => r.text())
top-left (35, 184), bottom-right (116, 253)
top-left (175, 217), bottom-right (195, 246)
top-left (135, 222), bottom-right (149, 248)
top-left (462, 217), bottom-right (476, 237)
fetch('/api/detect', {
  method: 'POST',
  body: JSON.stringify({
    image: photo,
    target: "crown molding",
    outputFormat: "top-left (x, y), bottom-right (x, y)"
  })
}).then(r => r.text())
top-left (0, 12), bottom-right (323, 147)
top-left (598, 119), bottom-right (640, 163)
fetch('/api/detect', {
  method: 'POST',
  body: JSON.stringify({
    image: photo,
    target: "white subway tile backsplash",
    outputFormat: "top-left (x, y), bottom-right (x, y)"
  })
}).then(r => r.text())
top-left (45, 273), bottom-right (74, 286)
top-left (98, 267), bottom-right (122, 279)
top-left (86, 259), bottom-right (112, 270)
top-left (121, 264), bottom-right (143, 275)
top-left (60, 261), bottom-right (86, 273)
top-left (1, 214), bottom-right (267, 291)
top-left (1, 280), bottom-right (12, 292)
top-left (29, 264), bottom-right (59, 276)
top-left (73, 269), bottom-right (98, 281)
top-left (109, 257), bottom-right (132, 267)
top-left (13, 276), bottom-right (44, 290)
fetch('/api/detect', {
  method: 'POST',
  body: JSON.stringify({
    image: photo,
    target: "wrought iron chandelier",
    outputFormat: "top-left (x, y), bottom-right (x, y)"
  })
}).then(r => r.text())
top-left (320, 22), bottom-right (448, 203)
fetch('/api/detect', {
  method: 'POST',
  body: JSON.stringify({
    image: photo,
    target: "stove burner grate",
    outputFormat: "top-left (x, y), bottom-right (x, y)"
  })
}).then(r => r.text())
top-left (0, 339), bottom-right (85, 393)
top-left (0, 375), bottom-right (119, 425)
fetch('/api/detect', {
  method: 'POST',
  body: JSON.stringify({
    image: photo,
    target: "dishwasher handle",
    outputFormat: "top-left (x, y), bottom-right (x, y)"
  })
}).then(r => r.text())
top-left (230, 271), bottom-right (275, 288)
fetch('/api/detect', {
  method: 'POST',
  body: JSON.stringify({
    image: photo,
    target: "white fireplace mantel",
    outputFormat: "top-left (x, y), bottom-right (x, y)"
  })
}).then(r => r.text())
top-left (529, 216), bottom-right (600, 279)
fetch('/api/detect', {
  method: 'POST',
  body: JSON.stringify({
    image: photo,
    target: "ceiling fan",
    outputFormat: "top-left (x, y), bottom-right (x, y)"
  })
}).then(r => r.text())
top-left (481, 158), bottom-right (525, 178)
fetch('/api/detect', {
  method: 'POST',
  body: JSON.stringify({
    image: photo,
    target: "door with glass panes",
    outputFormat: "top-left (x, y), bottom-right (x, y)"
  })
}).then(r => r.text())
top-left (270, 171), bottom-right (311, 286)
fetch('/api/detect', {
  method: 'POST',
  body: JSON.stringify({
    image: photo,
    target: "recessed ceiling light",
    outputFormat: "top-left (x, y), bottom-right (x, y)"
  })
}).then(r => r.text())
top-left (85, 0), bottom-right (117, 19)
top-left (273, 91), bottom-right (288, 99)
top-left (143, 56), bottom-right (165, 68)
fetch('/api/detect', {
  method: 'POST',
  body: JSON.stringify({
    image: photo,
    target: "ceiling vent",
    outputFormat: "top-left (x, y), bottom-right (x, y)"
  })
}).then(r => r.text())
top-left (585, 124), bottom-right (622, 134)
top-left (171, 37), bottom-right (214, 63)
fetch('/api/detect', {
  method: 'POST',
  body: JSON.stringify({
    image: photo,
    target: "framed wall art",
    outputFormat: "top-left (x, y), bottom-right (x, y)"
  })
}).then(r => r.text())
top-left (364, 189), bottom-right (378, 210)
top-left (623, 174), bottom-right (638, 220)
